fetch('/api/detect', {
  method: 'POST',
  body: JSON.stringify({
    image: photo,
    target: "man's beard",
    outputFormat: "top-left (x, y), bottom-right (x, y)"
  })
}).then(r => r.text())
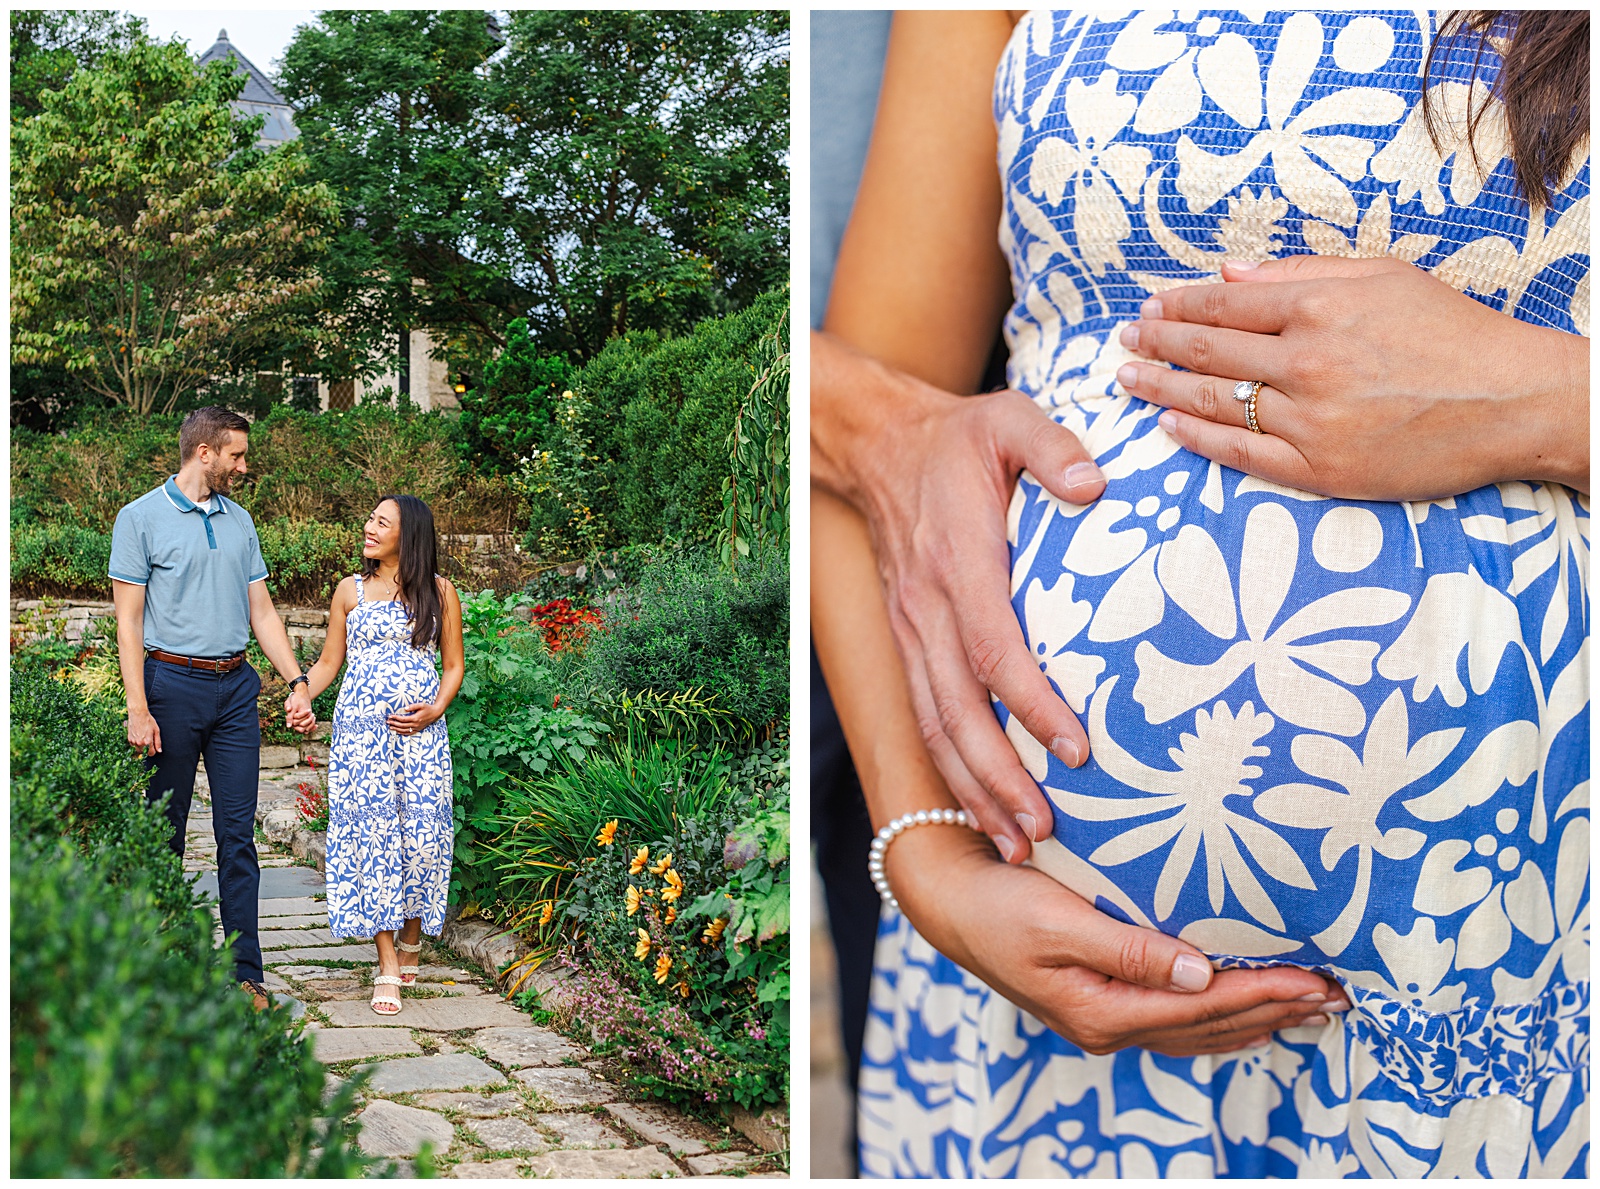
top-left (202, 464), bottom-right (236, 497)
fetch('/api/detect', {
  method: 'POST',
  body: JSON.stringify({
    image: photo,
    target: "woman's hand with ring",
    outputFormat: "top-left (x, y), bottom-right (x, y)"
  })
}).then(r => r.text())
top-left (1116, 256), bottom-right (1589, 499)
top-left (387, 703), bottom-right (440, 735)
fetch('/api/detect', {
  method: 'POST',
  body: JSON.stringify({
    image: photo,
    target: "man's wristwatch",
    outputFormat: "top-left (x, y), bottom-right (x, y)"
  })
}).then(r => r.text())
top-left (288, 674), bottom-right (310, 694)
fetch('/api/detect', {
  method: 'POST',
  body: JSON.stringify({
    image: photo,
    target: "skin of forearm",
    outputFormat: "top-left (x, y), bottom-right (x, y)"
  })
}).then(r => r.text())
top-left (250, 599), bottom-right (304, 684)
top-left (116, 607), bottom-right (147, 712)
top-left (1510, 322), bottom-right (1589, 492)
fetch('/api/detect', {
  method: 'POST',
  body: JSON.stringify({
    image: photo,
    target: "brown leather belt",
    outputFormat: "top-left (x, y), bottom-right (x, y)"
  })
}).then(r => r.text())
top-left (148, 649), bottom-right (246, 672)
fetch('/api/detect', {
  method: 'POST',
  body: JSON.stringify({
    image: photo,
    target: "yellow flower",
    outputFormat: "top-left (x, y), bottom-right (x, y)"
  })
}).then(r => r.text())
top-left (674, 979), bottom-right (691, 999)
top-left (701, 917), bottom-right (727, 945)
top-left (634, 929), bottom-right (651, 960)
top-left (628, 847), bottom-right (649, 875)
top-left (649, 852), bottom-right (673, 876)
top-left (661, 868), bottom-right (684, 902)
top-left (625, 885), bottom-right (641, 916)
top-left (595, 819), bottom-right (618, 846)
top-left (664, 905), bottom-right (677, 925)
top-left (653, 953), bottom-right (672, 984)
top-left (538, 902), bottom-right (553, 927)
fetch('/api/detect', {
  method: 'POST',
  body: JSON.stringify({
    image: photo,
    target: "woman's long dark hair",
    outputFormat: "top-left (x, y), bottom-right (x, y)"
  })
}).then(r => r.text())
top-left (1422, 11), bottom-right (1589, 211)
top-left (364, 494), bottom-right (443, 650)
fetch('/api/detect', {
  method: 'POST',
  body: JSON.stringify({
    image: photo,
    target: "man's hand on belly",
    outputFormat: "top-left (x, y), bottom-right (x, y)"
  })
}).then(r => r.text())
top-left (889, 826), bottom-right (1347, 1055)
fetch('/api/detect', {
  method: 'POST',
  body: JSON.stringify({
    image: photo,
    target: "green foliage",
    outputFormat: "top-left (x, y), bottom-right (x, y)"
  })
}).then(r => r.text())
top-left (9, 9), bottom-right (145, 121)
top-left (485, 727), bottom-right (739, 930)
top-left (447, 591), bottom-right (609, 906)
top-left (279, 10), bottom-right (788, 371)
top-left (719, 318), bottom-right (790, 571)
top-left (559, 779), bottom-right (789, 1110)
top-left (520, 288), bottom-right (788, 556)
top-left (11, 36), bottom-right (339, 413)
top-left (256, 518), bottom-right (364, 604)
top-left (10, 669), bottom-right (368, 1176)
top-left (10, 523), bottom-right (113, 597)
top-left (580, 546), bottom-right (789, 731)
top-left (454, 319), bottom-right (577, 475)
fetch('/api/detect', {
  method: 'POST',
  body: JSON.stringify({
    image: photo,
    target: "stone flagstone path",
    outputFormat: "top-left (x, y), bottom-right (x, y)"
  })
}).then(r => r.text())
top-left (185, 761), bottom-right (783, 1179)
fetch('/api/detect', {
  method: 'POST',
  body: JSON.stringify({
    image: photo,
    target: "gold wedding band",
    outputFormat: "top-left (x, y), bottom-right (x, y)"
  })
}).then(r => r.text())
top-left (1232, 379), bottom-right (1265, 434)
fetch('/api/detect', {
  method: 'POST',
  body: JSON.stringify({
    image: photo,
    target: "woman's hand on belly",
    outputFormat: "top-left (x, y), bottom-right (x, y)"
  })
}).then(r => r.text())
top-left (1117, 256), bottom-right (1590, 499)
top-left (888, 824), bottom-right (1345, 1056)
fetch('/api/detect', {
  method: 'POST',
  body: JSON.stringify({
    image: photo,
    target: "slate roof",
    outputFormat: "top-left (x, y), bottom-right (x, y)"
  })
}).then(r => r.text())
top-left (196, 28), bottom-right (298, 145)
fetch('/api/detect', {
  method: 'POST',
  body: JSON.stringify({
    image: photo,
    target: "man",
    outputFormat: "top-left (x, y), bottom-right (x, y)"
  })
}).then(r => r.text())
top-left (110, 406), bottom-right (315, 1011)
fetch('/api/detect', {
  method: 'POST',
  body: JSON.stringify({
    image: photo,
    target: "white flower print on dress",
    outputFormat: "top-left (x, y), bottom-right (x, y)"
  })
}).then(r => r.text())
top-left (1172, 11), bottom-right (1407, 223)
top-left (1133, 501), bottom-right (1411, 734)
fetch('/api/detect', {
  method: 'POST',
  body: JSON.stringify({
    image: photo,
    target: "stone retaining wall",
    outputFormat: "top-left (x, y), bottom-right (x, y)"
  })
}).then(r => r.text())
top-left (12, 598), bottom-right (331, 654)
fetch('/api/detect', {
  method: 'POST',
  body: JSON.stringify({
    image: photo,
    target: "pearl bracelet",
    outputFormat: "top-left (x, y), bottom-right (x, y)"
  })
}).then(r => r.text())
top-left (868, 808), bottom-right (972, 912)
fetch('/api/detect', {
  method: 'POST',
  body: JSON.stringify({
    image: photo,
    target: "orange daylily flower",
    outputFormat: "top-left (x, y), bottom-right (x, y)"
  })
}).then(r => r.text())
top-left (628, 846), bottom-right (649, 875)
top-left (701, 917), bottom-right (727, 944)
top-left (653, 953), bottom-right (672, 984)
top-left (538, 902), bottom-right (554, 927)
top-left (595, 819), bottom-right (618, 846)
top-left (634, 928), bottom-right (651, 960)
top-left (674, 979), bottom-right (691, 998)
top-left (664, 905), bottom-right (677, 925)
top-left (626, 885), bottom-right (641, 916)
top-left (649, 852), bottom-right (673, 876)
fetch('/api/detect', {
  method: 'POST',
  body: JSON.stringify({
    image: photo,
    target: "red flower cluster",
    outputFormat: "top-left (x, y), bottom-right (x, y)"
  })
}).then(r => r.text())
top-left (529, 598), bottom-right (603, 654)
top-left (296, 756), bottom-right (328, 827)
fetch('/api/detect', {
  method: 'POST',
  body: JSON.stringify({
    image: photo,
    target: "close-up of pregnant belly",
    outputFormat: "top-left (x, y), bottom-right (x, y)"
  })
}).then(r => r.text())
top-left (998, 391), bottom-right (1585, 991)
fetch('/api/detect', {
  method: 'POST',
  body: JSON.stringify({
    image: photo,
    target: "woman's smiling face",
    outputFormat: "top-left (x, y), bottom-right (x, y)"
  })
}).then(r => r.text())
top-left (364, 499), bottom-right (401, 562)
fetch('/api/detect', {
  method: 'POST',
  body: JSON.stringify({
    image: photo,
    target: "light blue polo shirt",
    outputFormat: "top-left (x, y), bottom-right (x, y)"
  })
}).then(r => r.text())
top-left (109, 477), bottom-right (269, 657)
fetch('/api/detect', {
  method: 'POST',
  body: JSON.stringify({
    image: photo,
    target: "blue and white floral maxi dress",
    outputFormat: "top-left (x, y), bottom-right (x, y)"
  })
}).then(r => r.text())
top-left (858, 11), bottom-right (1589, 1179)
top-left (325, 576), bottom-right (454, 938)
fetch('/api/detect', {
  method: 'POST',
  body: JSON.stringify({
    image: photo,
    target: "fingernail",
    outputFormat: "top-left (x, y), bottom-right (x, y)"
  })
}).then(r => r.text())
top-left (1015, 812), bottom-right (1039, 840)
top-left (993, 834), bottom-right (1017, 862)
top-left (1116, 363), bottom-right (1139, 390)
top-left (1325, 997), bottom-right (1351, 1012)
top-left (1170, 953), bottom-right (1211, 992)
top-left (1296, 992), bottom-right (1326, 1003)
top-left (1138, 297), bottom-right (1162, 319)
top-left (1119, 323), bottom-right (1140, 349)
top-left (1158, 410), bottom-right (1177, 433)
top-left (1063, 462), bottom-right (1103, 493)
top-left (1246, 1036), bottom-right (1271, 1048)
top-left (1048, 735), bottom-right (1081, 766)
top-left (1226, 259), bottom-right (1260, 271)
top-left (1303, 1013), bottom-right (1329, 1026)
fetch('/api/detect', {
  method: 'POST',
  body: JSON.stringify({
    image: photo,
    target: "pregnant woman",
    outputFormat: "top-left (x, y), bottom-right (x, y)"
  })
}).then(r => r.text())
top-left (302, 494), bottom-right (463, 1016)
top-left (812, 10), bottom-right (1588, 1178)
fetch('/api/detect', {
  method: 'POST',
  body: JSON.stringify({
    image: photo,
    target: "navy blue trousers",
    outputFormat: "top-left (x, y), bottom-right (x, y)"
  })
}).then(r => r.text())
top-left (144, 656), bottom-right (264, 984)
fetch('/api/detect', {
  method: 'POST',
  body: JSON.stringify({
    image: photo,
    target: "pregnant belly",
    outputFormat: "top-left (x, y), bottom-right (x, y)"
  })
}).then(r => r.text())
top-left (1001, 430), bottom-right (1587, 989)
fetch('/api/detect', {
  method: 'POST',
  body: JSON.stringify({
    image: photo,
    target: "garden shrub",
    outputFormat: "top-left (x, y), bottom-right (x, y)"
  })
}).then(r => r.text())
top-left (11, 523), bottom-right (115, 597)
top-left (10, 670), bottom-right (366, 1176)
top-left (520, 286), bottom-right (787, 556)
top-left (454, 318), bottom-right (577, 475)
top-left (579, 546), bottom-right (789, 733)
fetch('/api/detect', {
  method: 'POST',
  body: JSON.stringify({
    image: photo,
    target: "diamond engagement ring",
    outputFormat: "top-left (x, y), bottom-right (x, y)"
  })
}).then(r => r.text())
top-left (1232, 380), bottom-right (1265, 434)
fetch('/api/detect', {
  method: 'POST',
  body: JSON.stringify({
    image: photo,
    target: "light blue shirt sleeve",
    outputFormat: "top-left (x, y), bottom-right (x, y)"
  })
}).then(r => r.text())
top-left (108, 505), bottom-right (150, 585)
top-left (246, 526), bottom-right (269, 585)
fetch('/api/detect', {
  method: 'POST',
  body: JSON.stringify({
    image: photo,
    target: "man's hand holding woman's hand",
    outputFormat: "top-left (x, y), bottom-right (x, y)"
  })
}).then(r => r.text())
top-left (285, 686), bottom-right (316, 735)
top-left (888, 825), bottom-right (1346, 1055)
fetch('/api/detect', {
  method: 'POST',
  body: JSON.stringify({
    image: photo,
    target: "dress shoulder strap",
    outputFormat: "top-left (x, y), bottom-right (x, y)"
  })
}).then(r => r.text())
top-left (354, 574), bottom-right (365, 603)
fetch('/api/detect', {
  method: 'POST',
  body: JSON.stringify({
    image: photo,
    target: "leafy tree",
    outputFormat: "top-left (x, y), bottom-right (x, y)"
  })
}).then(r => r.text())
top-left (11, 38), bottom-right (340, 415)
top-left (484, 10), bottom-right (790, 359)
top-left (279, 9), bottom-right (789, 371)
top-left (9, 9), bottom-right (144, 121)
top-left (277, 10), bottom-right (518, 378)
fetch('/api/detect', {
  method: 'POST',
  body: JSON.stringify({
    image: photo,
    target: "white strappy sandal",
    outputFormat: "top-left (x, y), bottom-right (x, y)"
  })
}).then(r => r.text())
top-left (397, 940), bottom-right (423, 986)
top-left (371, 974), bottom-right (403, 1015)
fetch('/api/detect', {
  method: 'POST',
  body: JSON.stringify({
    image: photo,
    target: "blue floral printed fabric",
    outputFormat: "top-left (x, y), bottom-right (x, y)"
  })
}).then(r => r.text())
top-left (859, 11), bottom-right (1589, 1178)
top-left (325, 577), bottom-right (454, 938)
